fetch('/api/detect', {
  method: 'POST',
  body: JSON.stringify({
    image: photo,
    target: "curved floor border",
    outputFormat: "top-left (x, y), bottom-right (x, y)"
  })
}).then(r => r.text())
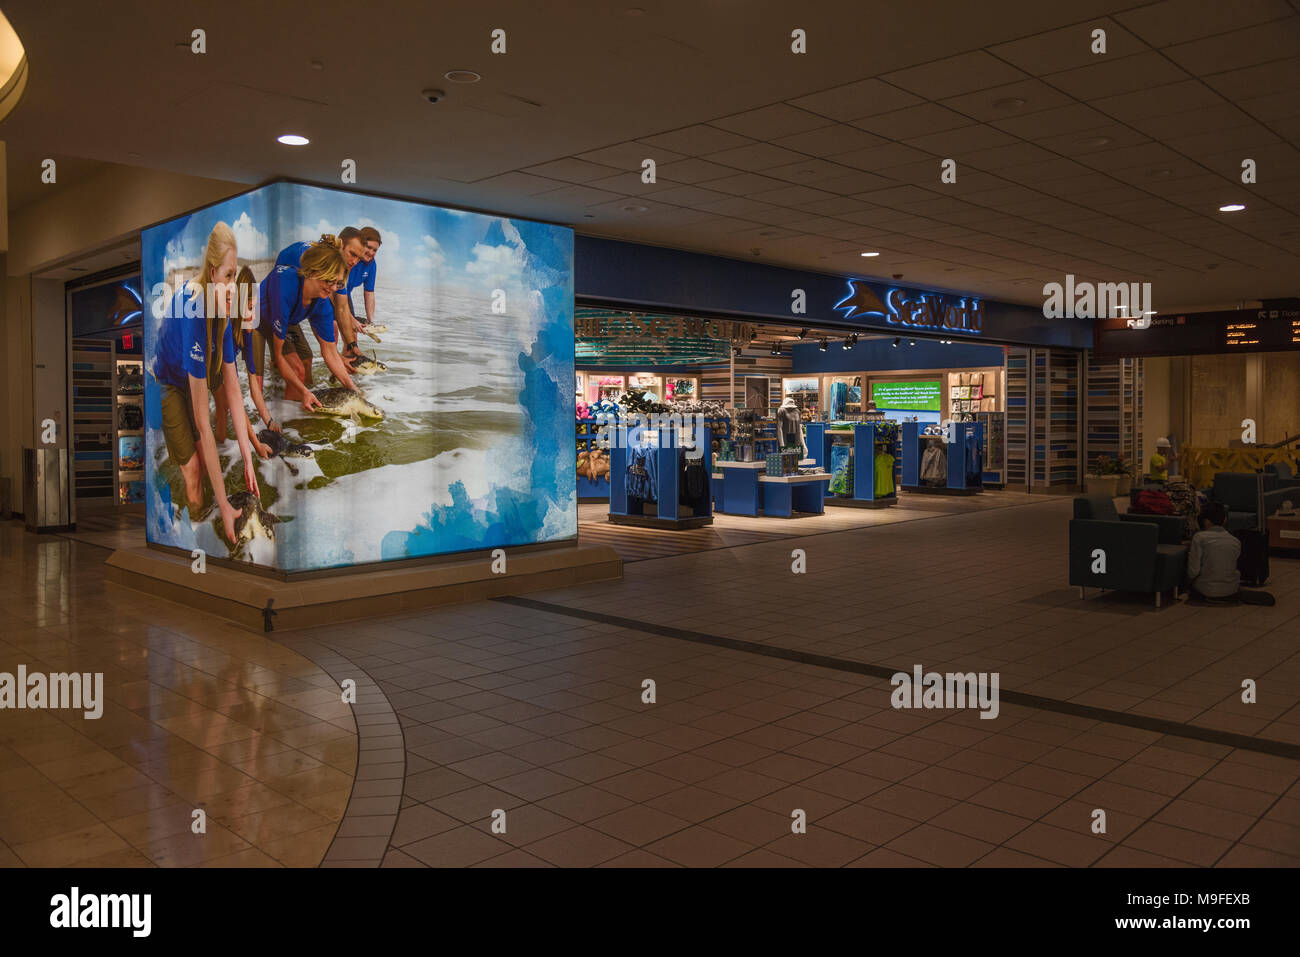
top-left (274, 635), bottom-right (405, 868)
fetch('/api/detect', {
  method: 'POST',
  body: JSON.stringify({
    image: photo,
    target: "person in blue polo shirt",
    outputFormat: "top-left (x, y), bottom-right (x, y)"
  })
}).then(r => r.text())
top-left (154, 222), bottom-right (262, 544)
top-left (260, 235), bottom-right (359, 411)
top-left (214, 266), bottom-right (277, 451)
top-left (333, 226), bottom-right (384, 365)
top-left (274, 229), bottom-right (366, 386)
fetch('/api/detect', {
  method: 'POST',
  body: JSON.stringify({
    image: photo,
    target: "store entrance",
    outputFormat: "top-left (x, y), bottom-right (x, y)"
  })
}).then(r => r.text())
top-left (66, 270), bottom-right (145, 522)
top-left (573, 305), bottom-right (1014, 555)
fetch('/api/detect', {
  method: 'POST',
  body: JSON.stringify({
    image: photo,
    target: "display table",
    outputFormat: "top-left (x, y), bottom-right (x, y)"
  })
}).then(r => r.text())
top-left (758, 474), bottom-right (830, 517)
top-left (716, 460), bottom-right (767, 516)
top-left (1269, 512), bottom-right (1300, 554)
top-left (713, 461), bottom-right (829, 517)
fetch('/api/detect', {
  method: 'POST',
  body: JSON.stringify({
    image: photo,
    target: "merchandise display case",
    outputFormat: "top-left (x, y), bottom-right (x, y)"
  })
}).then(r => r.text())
top-left (806, 421), bottom-right (900, 508)
top-left (824, 374), bottom-right (863, 420)
top-left (663, 376), bottom-right (697, 402)
top-left (585, 374), bottom-right (626, 403)
top-left (947, 369), bottom-right (1000, 420)
top-left (114, 357), bottom-right (144, 504)
top-left (626, 372), bottom-right (663, 400)
top-left (782, 377), bottom-right (820, 416)
top-left (901, 421), bottom-right (984, 495)
top-left (71, 337), bottom-right (115, 501)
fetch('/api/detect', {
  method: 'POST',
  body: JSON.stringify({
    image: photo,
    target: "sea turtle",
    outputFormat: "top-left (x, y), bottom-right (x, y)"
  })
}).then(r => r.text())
top-left (257, 428), bottom-right (314, 476)
top-left (227, 491), bottom-right (283, 546)
top-left (310, 387), bottom-right (385, 421)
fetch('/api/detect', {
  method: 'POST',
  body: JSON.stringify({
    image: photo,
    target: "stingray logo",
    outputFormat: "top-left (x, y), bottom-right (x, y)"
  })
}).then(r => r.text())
top-left (834, 280), bottom-right (889, 320)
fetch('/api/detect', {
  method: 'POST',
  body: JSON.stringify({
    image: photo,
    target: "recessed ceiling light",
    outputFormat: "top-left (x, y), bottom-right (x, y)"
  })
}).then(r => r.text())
top-left (1151, 168), bottom-right (1173, 177)
top-left (277, 134), bottom-right (310, 146)
top-left (1078, 136), bottom-right (1111, 148)
top-left (621, 204), bottom-right (648, 213)
top-left (1219, 203), bottom-right (1246, 212)
top-left (993, 97), bottom-right (1027, 110)
top-left (583, 213), bottom-right (595, 219)
top-left (624, 6), bottom-right (645, 15)
top-left (310, 60), bottom-right (325, 71)
top-left (860, 251), bottom-right (880, 257)
top-left (444, 70), bottom-right (481, 83)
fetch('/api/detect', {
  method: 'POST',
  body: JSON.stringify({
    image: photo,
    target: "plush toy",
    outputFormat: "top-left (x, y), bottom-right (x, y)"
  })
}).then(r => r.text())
top-left (575, 400), bottom-right (590, 420)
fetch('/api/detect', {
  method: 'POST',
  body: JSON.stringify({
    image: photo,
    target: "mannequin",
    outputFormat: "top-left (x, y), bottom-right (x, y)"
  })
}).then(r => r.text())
top-left (777, 397), bottom-right (808, 458)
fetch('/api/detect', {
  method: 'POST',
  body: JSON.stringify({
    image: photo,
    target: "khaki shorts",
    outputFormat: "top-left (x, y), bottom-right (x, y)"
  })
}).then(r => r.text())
top-left (282, 323), bottom-right (313, 364)
top-left (160, 382), bottom-right (197, 466)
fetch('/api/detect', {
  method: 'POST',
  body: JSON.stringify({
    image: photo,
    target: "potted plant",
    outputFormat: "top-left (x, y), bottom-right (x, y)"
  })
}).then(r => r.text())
top-left (1087, 455), bottom-right (1121, 497)
top-left (1115, 456), bottom-right (1134, 496)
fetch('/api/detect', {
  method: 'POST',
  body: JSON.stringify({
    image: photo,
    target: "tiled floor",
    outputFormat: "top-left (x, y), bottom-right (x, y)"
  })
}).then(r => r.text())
top-left (4, 493), bottom-right (1298, 867)
top-left (0, 524), bottom-right (358, 867)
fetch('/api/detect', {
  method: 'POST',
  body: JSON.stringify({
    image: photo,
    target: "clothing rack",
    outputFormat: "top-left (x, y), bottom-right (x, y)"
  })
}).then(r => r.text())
top-left (608, 420), bottom-right (714, 529)
top-left (900, 421), bottom-right (984, 495)
top-left (805, 421), bottom-right (901, 508)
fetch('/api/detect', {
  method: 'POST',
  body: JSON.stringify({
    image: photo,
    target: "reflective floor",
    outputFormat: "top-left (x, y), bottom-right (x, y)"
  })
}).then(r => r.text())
top-left (2, 492), bottom-right (1298, 867)
top-left (0, 522), bottom-right (356, 867)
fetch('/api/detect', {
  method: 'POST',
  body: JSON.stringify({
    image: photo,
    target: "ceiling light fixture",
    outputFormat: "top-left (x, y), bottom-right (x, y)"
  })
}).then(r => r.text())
top-left (818, 338), bottom-right (828, 351)
top-left (797, 328), bottom-right (809, 339)
top-left (444, 69), bottom-right (482, 83)
top-left (908, 339), bottom-right (916, 346)
top-left (1078, 135), bottom-right (1111, 148)
top-left (1219, 203), bottom-right (1246, 212)
top-left (622, 204), bottom-right (648, 213)
top-left (891, 337), bottom-right (899, 348)
top-left (860, 251), bottom-right (880, 257)
top-left (732, 346), bottom-right (742, 358)
top-left (277, 134), bottom-right (310, 146)
top-left (993, 97), bottom-right (1027, 110)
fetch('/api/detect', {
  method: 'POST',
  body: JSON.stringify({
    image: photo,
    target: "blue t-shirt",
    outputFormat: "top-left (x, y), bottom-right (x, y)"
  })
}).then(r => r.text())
top-left (274, 241), bottom-right (311, 270)
top-left (234, 327), bottom-right (261, 376)
top-left (259, 264), bottom-right (336, 344)
top-left (345, 258), bottom-right (377, 294)
top-left (155, 283), bottom-right (236, 390)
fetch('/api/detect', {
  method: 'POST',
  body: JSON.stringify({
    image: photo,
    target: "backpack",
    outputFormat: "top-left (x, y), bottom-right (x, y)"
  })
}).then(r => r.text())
top-left (1131, 489), bottom-right (1175, 515)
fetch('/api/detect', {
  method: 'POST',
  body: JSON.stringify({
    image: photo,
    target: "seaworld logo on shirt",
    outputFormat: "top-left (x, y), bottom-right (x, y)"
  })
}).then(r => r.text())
top-left (190, 341), bottom-right (204, 362)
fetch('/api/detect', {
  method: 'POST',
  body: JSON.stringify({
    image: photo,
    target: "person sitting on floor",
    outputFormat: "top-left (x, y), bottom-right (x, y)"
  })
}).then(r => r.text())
top-left (1187, 502), bottom-right (1274, 605)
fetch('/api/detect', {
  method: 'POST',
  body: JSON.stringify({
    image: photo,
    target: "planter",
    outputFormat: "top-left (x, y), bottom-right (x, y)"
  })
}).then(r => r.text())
top-left (1116, 475), bottom-right (1132, 496)
top-left (1086, 475), bottom-right (1121, 497)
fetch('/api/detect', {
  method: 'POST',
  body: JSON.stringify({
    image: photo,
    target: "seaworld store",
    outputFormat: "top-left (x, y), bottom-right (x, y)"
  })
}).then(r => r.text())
top-left (569, 237), bottom-right (1136, 549)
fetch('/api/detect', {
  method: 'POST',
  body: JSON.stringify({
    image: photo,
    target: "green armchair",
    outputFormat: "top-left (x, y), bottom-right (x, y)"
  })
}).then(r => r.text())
top-left (1070, 496), bottom-right (1188, 607)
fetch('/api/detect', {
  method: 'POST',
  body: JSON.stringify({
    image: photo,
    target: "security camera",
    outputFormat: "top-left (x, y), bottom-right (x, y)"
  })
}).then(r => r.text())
top-left (422, 89), bottom-right (446, 104)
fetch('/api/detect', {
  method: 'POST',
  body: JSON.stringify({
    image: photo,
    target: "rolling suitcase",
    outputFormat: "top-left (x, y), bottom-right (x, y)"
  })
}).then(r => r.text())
top-left (1234, 472), bottom-right (1270, 587)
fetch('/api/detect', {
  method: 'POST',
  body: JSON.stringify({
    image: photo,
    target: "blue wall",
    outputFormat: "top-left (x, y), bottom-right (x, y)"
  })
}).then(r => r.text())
top-left (575, 236), bottom-right (1091, 349)
top-left (792, 338), bottom-right (1004, 374)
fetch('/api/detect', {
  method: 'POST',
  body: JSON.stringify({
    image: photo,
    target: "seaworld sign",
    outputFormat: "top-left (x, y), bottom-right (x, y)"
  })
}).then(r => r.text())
top-left (835, 280), bottom-right (983, 335)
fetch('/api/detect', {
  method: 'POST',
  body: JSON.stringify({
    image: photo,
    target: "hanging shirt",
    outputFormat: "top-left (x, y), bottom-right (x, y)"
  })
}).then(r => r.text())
top-left (259, 264), bottom-right (337, 343)
top-left (875, 452), bottom-right (895, 497)
top-left (154, 282), bottom-right (236, 390)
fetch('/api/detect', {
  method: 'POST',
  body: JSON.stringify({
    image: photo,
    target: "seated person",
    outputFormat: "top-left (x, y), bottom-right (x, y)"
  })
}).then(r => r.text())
top-left (1187, 502), bottom-right (1238, 599)
top-left (1187, 502), bottom-right (1274, 605)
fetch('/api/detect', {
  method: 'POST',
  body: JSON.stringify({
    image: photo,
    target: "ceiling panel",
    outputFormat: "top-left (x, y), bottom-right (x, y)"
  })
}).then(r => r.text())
top-left (882, 51), bottom-right (1029, 100)
top-left (988, 17), bottom-right (1151, 75)
top-left (1115, 0), bottom-right (1294, 48)
top-left (787, 78), bottom-right (924, 121)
